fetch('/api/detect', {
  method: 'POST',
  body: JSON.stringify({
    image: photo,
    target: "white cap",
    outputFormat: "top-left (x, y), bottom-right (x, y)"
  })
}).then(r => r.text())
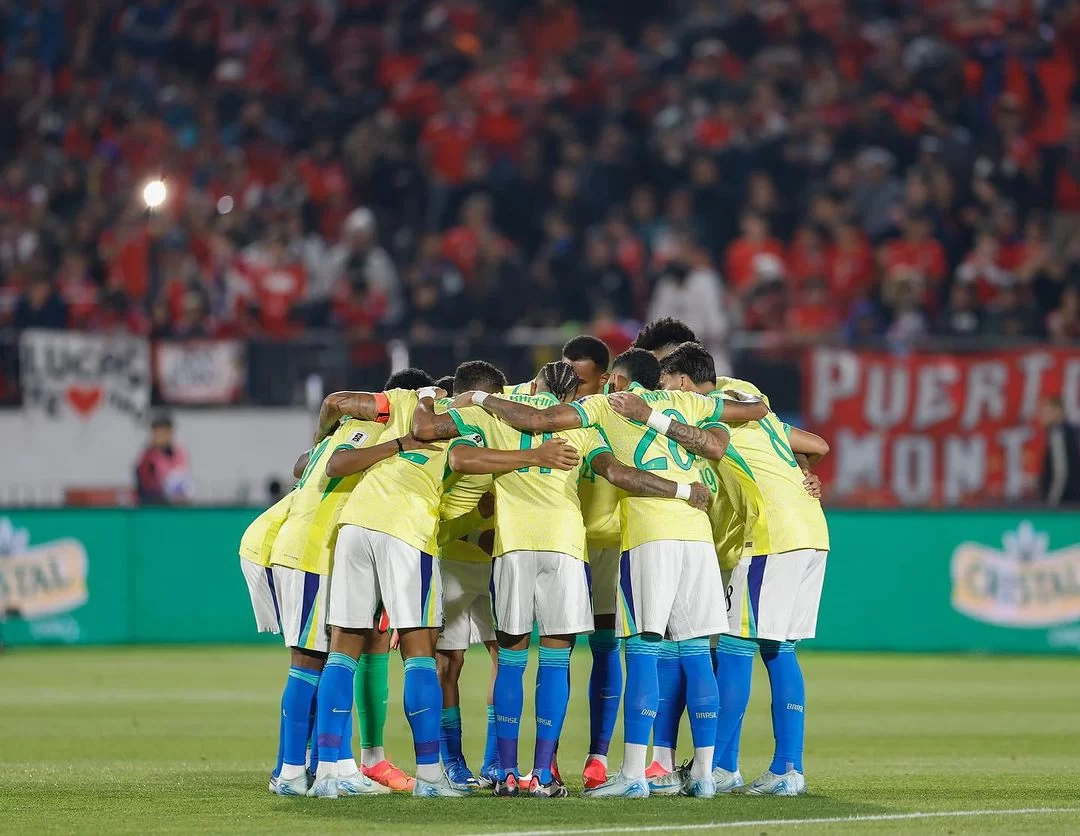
top-left (344, 207), bottom-right (375, 236)
top-left (753, 252), bottom-right (784, 282)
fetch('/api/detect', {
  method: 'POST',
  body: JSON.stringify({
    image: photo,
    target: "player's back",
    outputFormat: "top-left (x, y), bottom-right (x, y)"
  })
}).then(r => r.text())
top-left (240, 491), bottom-right (294, 567)
top-left (572, 385), bottom-right (720, 550)
top-left (701, 456), bottom-right (757, 570)
top-left (716, 377), bottom-right (828, 553)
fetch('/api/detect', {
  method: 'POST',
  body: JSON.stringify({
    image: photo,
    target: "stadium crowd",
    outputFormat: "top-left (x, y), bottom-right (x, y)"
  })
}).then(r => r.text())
top-left (3, 0), bottom-right (1080, 363)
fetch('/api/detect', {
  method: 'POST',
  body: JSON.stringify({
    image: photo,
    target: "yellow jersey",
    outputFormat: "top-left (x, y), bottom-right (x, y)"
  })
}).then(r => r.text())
top-left (712, 379), bottom-right (829, 554)
top-left (503, 381), bottom-right (535, 396)
top-left (701, 457), bottom-right (756, 570)
top-left (239, 492), bottom-right (294, 567)
top-left (270, 417), bottom-right (384, 574)
top-left (579, 456), bottom-right (622, 550)
top-left (449, 395), bottom-right (611, 560)
top-left (438, 502), bottom-right (495, 564)
top-left (570, 384), bottom-right (721, 550)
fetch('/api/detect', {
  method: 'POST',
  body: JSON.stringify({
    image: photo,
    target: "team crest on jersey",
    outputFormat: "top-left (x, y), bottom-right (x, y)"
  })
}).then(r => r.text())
top-left (951, 521), bottom-right (1080, 628)
top-left (0, 517), bottom-right (88, 623)
top-left (466, 433), bottom-right (484, 447)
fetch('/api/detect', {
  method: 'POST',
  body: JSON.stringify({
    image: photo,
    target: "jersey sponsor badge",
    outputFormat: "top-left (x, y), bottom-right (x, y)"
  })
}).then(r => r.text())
top-left (348, 430), bottom-right (369, 446)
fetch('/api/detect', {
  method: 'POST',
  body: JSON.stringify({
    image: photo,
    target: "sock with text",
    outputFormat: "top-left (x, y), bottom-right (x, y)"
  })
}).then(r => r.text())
top-left (679, 638), bottom-right (718, 779)
top-left (493, 648), bottom-right (528, 779)
top-left (760, 640), bottom-right (805, 774)
top-left (534, 646), bottom-right (571, 783)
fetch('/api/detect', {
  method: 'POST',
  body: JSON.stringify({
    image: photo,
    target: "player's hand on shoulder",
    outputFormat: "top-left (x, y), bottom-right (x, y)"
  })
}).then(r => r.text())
top-left (534, 437), bottom-right (580, 471)
top-left (689, 482), bottom-right (710, 511)
top-left (803, 471), bottom-right (823, 499)
top-left (450, 391), bottom-right (476, 409)
top-left (403, 434), bottom-right (440, 451)
top-left (608, 391), bottom-right (651, 422)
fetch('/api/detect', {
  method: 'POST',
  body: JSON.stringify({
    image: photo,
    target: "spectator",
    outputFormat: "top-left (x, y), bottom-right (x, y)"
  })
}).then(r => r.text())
top-left (574, 231), bottom-right (634, 322)
top-left (937, 281), bottom-right (984, 338)
top-left (647, 246), bottom-right (729, 373)
top-left (853, 148), bottom-right (904, 241)
top-left (724, 211), bottom-right (787, 298)
top-left (135, 413), bottom-right (193, 505)
top-left (1038, 396), bottom-right (1080, 506)
top-left (13, 275), bottom-right (67, 330)
top-left (1047, 283), bottom-right (1080, 343)
top-left (316, 208), bottom-right (400, 323)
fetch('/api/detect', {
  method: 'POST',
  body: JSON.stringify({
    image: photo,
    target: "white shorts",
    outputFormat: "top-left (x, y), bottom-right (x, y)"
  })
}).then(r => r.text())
top-left (493, 550), bottom-right (593, 637)
top-left (617, 540), bottom-right (727, 641)
top-left (240, 557), bottom-right (281, 634)
top-left (438, 559), bottom-right (495, 651)
top-left (329, 525), bottom-right (442, 630)
top-left (723, 549), bottom-right (828, 642)
top-left (272, 565), bottom-right (330, 653)
top-left (588, 546), bottom-right (620, 617)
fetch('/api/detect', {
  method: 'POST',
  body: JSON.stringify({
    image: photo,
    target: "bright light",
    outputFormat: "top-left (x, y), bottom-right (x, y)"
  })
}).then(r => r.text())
top-left (143, 180), bottom-right (167, 209)
top-left (216, 195), bottom-right (234, 215)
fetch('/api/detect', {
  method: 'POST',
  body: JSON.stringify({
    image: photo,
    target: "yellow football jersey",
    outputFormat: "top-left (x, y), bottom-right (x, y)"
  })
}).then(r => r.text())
top-left (449, 395), bottom-right (611, 560)
top-left (438, 503), bottom-right (495, 564)
top-left (701, 457), bottom-right (757, 570)
top-left (571, 384), bottom-right (721, 551)
top-left (239, 492), bottom-right (294, 567)
top-left (712, 380), bottom-right (829, 554)
top-left (503, 381), bottom-right (535, 396)
top-left (271, 417), bottom-right (384, 574)
top-left (579, 457), bottom-right (621, 551)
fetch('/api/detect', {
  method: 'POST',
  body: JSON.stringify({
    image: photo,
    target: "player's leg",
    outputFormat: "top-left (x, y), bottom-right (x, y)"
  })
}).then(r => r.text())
top-left (490, 550), bottom-right (535, 796)
top-left (479, 640), bottom-right (500, 787)
top-left (359, 617), bottom-right (414, 791)
top-left (584, 546), bottom-right (622, 789)
top-left (655, 541), bottom-right (726, 798)
top-left (238, 558), bottom-right (282, 788)
top-left (747, 549), bottom-right (825, 797)
top-left (310, 524), bottom-right (391, 798)
top-left (374, 530), bottom-right (464, 798)
top-left (528, 551), bottom-right (591, 798)
top-left (585, 544), bottom-right (674, 798)
top-left (648, 639), bottom-right (684, 778)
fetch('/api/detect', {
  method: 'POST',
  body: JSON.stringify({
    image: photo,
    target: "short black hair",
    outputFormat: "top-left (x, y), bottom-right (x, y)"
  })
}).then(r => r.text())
top-left (632, 317), bottom-right (698, 353)
top-left (384, 368), bottom-right (434, 390)
top-left (434, 375), bottom-right (455, 392)
top-left (562, 335), bottom-right (610, 371)
top-left (611, 348), bottom-right (661, 390)
top-left (453, 360), bottom-right (506, 395)
top-left (539, 360), bottom-right (581, 401)
top-left (660, 341), bottom-right (715, 385)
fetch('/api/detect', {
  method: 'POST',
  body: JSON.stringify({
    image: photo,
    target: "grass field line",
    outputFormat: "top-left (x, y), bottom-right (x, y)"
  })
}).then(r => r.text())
top-left (463, 807), bottom-right (1080, 836)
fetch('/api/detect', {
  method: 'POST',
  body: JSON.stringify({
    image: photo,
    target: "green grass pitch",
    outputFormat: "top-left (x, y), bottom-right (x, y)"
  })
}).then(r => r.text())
top-left (1, 646), bottom-right (1078, 835)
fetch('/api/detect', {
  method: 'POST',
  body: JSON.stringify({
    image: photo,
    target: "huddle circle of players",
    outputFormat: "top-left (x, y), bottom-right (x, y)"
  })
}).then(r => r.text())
top-left (239, 318), bottom-right (830, 800)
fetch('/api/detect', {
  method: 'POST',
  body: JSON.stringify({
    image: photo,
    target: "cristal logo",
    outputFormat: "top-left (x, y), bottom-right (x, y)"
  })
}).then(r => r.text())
top-left (0, 517), bottom-right (88, 620)
top-left (951, 522), bottom-right (1080, 628)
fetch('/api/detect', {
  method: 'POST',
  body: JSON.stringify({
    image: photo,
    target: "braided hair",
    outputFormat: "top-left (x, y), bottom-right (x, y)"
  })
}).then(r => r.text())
top-left (539, 360), bottom-right (581, 402)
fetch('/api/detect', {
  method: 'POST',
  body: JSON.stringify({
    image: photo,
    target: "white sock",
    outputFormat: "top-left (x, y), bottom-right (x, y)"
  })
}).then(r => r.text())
top-left (279, 763), bottom-right (306, 781)
top-left (361, 746), bottom-right (384, 768)
top-left (315, 760), bottom-right (337, 780)
top-left (337, 758), bottom-right (359, 776)
top-left (416, 762), bottom-right (442, 783)
top-left (652, 745), bottom-right (675, 771)
top-left (691, 748), bottom-right (714, 779)
top-left (588, 753), bottom-right (608, 767)
top-left (623, 743), bottom-right (649, 779)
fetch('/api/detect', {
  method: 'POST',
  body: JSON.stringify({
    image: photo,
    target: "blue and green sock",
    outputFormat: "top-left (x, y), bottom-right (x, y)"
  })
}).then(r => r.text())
top-left (760, 640), bottom-right (805, 775)
top-left (493, 648), bottom-right (528, 780)
top-left (403, 656), bottom-right (443, 783)
top-left (533, 646), bottom-right (571, 783)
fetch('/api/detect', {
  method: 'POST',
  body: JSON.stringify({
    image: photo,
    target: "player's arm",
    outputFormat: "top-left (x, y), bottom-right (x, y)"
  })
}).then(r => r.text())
top-left (325, 435), bottom-right (437, 478)
top-left (589, 451), bottom-right (709, 511)
top-left (607, 392), bottom-right (730, 460)
top-left (788, 427), bottom-right (829, 466)
top-left (293, 450), bottom-right (310, 479)
top-left (315, 391), bottom-right (389, 442)
top-left (716, 391), bottom-right (769, 422)
top-left (411, 390), bottom-right (461, 441)
top-left (455, 392), bottom-right (583, 433)
top-left (448, 438), bottom-right (580, 474)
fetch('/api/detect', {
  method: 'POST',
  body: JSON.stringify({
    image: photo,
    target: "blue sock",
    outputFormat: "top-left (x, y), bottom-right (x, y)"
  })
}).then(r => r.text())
top-left (282, 666), bottom-right (320, 768)
top-left (712, 635), bottom-right (755, 770)
top-left (440, 705), bottom-right (463, 767)
top-left (403, 657), bottom-right (442, 770)
top-left (534, 646), bottom-right (571, 783)
top-left (308, 702), bottom-right (318, 773)
top-left (623, 635), bottom-right (661, 750)
top-left (760, 640), bottom-right (805, 774)
top-left (679, 638), bottom-right (718, 773)
top-left (483, 704), bottom-right (498, 771)
top-left (339, 711), bottom-right (353, 762)
top-left (718, 716), bottom-right (744, 772)
top-left (493, 648), bottom-right (528, 779)
top-left (315, 652), bottom-right (357, 768)
top-left (273, 691), bottom-right (285, 778)
top-left (654, 640), bottom-right (685, 753)
top-left (587, 629), bottom-right (622, 757)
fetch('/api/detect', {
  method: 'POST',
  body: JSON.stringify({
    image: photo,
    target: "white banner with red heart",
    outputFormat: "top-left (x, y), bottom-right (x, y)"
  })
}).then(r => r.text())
top-left (19, 330), bottom-right (150, 423)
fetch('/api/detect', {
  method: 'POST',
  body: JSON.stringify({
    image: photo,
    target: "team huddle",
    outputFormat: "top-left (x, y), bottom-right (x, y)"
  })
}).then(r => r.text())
top-left (238, 317), bottom-right (830, 800)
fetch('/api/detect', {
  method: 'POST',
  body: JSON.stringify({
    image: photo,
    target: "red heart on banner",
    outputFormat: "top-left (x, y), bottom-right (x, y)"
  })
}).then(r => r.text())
top-left (66, 385), bottom-right (103, 417)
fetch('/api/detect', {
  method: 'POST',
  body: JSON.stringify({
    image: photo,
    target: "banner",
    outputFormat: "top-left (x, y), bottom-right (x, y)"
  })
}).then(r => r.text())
top-left (1, 508), bottom-right (1077, 653)
top-left (155, 340), bottom-right (245, 405)
top-left (19, 329), bottom-right (150, 423)
top-left (805, 348), bottom-right (1080, 506)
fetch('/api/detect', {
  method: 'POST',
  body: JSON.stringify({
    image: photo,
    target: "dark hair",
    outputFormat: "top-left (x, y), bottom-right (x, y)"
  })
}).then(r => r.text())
top-left (454, 360), bottom-right (506, 395)
top-left (660, 341), bottom-right (715, 385)
top-left (632, 317), bottom-right (698, 353)
top-left (539, 360), bottom-right (581, 401)
top-left (384, 368), bottom-right (434, 390)
top-left (562, 335), bottom-right (610, 371)
top-left (433, 375), bottom-right (455, 392)
top-left (611, 348), bottom-right (661, 390)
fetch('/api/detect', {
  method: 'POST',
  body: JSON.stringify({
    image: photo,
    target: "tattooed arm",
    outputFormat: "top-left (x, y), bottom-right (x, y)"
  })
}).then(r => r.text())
top-left (315, 391), bottom-right (385, 442)
top-left (589, 452), bottom-right (709, 511)
top-left (665, 422), bottom-right (730, 460)
top-left (410, 395), bottom-right (461, 441)
top-left (460, 393), bottom-right (582, 433)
